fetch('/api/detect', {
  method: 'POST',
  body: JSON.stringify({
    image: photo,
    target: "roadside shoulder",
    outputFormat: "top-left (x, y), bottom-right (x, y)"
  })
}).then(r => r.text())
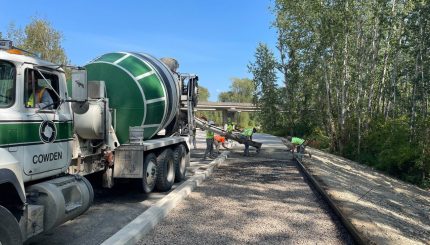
top-left (299, 149), bottom-right (430, 244)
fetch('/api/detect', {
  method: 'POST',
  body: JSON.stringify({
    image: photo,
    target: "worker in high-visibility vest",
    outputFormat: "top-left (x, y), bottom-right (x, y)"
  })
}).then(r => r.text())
top-left (240, 127), bottom-right (257, 156)
top-left (203, 121), bottom-right (216, 160)
top-left (286, 136), bottom-right (311, 158)
top-left (225, 121), bottom-right (235, 148)
top-left (25, 75), bottom-right (54, 109)
top-left (226, 122), bottom-right (234, 134)
top-left (214, 134), bottom-right (229, 154)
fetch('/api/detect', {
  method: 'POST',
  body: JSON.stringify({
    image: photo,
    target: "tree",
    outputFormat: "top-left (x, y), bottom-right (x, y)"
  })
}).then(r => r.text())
top-left (218, 78), bottom-right (257, 128)
top-left (195, 85), bottom-right (222, 124)
top-left (218, 78), bottom-right (254, 103)
top-left (198, 86), bottom-right (209, 102)
top-left (248, 43), bottom-right (280, 132)
top-left (7, 17), bottom-right (68, 65)
top-left (270, 0), bottom-right (430, 187)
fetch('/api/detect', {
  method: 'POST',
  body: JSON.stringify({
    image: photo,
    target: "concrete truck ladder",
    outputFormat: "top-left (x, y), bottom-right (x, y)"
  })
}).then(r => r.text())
top-left (194, 117), bottom-right (262, 151)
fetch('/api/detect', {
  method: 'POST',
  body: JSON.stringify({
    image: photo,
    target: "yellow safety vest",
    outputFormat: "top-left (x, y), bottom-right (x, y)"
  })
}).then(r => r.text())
top-left (27, 88), bottom-right (46, 107)
top-left (242, 128), bottom-right (253, 137)
top-left (206, 131), bottom-right (214, 139)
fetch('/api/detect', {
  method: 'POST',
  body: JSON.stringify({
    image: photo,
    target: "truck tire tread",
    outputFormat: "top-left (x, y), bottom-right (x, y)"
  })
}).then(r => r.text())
top-left (174, 144), bottom-right (189, 182)
top-left (155, 148), bottom-right (175, 192)
top-left (0, 205), bottom-right (22, 245)
top-left (140, 153), bottom-right (158, 193)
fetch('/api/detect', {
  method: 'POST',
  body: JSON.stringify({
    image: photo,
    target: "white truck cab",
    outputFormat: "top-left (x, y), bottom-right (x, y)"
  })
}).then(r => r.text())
top-left (0, 41), bottom-right (90, 244)
top-left (0, 46), bottom-right (73, 181)
top-left (0, 40), bottom-right (197, 244)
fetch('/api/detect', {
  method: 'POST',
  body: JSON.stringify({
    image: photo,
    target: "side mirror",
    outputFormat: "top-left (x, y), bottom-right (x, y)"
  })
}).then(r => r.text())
top-left (71, 69), bottom-right (89, 114)
top-left (72, 69), bottom-right (88, 101)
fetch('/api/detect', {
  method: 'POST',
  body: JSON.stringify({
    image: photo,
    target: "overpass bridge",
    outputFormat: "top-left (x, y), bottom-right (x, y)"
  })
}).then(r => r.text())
top-left (195, 101), bottom-right (259, 112)
top-left (190, 101), bottom-right (260, 125)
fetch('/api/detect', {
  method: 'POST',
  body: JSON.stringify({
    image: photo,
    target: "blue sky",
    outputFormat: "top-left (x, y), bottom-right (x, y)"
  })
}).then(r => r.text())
top-left (0, 1), bottom-right (277, 101)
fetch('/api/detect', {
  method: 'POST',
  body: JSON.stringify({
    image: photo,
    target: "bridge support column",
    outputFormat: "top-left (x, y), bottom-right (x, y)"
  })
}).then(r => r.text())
top-left (222, 110), bottom-right (236, 124)
top-left (222, 109), bottom-right (228, 125)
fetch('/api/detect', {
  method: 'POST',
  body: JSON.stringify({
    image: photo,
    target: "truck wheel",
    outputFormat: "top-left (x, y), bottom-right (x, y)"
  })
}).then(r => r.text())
top-left (140, 153), bottom-right (157, 194)
top-left (0, 205), bottom-right (22, 245)
top-left (155, 148), bottom-right (175, 192)
top-left (173, 144), bottom-right (189, 182)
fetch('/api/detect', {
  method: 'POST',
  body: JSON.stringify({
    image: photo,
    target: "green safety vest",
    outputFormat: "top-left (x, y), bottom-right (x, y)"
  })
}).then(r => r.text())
top-left (206, 131), bottom-right (214, 139)
top-left (242, 128), bottom-right (253, 137)
top-left (227, 124), bottom-right (233, 133)
top-left (292, 137), bottom-right (305, 145)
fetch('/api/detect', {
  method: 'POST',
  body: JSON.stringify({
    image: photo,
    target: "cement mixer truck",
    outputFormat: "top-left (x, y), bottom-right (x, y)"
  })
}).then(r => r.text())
top-left (0, 40), bottom-right (199, 244)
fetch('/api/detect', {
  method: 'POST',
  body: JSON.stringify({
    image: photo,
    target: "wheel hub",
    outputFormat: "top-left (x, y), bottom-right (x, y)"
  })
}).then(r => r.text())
top-left (167, 159), bottom-right (174, 182)
top-left (146, 160), bottom-right (156, 185)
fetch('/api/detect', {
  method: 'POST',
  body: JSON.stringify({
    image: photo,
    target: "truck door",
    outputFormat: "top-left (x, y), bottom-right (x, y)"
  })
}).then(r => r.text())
top-left (22, 67), bottom-right (72, 178)
top-left (0, 60), bottom-right (25, 166)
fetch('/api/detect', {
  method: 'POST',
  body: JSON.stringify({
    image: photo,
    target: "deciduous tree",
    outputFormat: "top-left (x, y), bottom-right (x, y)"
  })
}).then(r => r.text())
top-left (248, 43), bottom-right (280, 132)
top-left (7, 17), bottom-right (68, 65)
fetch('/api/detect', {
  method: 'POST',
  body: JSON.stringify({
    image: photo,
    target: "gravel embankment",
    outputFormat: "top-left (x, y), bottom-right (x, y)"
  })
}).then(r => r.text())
top-left (302, 148), bottom-right (430, 244)
top-left (139, 148), bottom-right (353, 244)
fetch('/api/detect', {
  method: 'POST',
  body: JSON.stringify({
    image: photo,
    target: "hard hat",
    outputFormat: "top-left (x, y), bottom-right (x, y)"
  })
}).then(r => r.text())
top-left (208, 121), bottom-right (215, 125)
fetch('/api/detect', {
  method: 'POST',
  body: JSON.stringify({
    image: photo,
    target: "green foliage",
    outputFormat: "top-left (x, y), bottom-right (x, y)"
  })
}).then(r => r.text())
top-left (216, 78), bottom-right (257, 127)
top-left (218, 78), bottom-right (254, 103)
top-left (7, 17), bottom-right (68, 65)
top-left (359, 118), bottom-right (423, 184)
top-left (196, 85), bottom-right (220, 124)
top-left (309, 128), bottom-right (331, 150)
top-left (218, 91), bottom-right (233, 102)
top-left (198, 86), bottom-right (209, 102)
top-left (248, 43), bottom-right (281, 132)
top-left (237, 112), bottom-right (254, 128)
top-left (250, 0), bottom-right (430, 187)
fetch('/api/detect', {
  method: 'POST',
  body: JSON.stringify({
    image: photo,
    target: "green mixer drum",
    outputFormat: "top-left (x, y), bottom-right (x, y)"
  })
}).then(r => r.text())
top-left (85, 52), bottom-right (179, 143)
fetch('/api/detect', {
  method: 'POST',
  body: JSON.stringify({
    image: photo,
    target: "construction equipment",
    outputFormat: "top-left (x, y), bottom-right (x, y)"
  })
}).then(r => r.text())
top-left (0, 43), bottom-right (198, 243)
top-left (194, 117), bottom-right (262, 151)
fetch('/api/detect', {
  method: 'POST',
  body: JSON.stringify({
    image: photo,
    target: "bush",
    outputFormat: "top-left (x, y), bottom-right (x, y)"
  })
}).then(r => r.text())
top-left (309, 127), bottom-right (330, 150)
top-left (359, 117), bottom-right (423, 185)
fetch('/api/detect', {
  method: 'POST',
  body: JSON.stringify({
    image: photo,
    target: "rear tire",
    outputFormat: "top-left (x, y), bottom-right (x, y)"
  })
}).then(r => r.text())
top-left (0, 205), bottom-right (22, 245)
top-left (173, 144), bottom-right (189, 182)
top-left (155, 148), bottom-right (175, 192)
top-left (140, 153), bottom-right (157, 194)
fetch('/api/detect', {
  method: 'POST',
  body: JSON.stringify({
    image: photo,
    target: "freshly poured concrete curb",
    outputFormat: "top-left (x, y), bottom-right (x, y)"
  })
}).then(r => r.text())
top-left (102, 152), bottom-right (230, 245)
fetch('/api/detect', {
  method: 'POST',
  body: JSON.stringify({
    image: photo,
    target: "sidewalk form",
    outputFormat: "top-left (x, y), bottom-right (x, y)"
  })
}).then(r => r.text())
top-left (101, 151), bottom-right (229, 245)
top-left (296, 148), bottom-right (430, 245)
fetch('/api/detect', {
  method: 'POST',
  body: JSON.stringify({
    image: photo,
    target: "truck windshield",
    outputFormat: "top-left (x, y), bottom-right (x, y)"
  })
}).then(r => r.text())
top-left (0, 61), bottom-right (15, 107)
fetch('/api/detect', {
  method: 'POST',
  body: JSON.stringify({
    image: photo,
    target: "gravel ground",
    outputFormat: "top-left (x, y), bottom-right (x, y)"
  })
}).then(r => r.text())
top-left (26, 130), bottom-right (357, 245)
top-left (301, 147), bottom-right (430, 244)
top-left (138, 132), bottom-right (353, 244)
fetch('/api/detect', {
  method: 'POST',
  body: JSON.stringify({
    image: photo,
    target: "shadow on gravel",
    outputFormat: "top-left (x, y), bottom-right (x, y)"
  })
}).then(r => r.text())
top-left (140, 150), bottom-right (354, 244)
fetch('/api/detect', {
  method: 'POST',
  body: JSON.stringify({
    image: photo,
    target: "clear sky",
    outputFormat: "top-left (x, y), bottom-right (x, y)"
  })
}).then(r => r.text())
top-left (0, 1), bottom-right (277, 101)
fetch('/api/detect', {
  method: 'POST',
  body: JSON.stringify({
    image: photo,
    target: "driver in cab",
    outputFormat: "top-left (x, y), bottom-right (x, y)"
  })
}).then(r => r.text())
top-left (25, 72), bottom-right (54, 109)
